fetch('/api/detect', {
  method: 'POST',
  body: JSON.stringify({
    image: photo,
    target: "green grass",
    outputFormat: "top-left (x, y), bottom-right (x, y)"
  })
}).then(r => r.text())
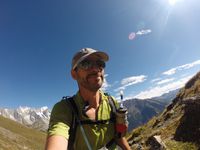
top-left (127, 72), bottom-right (200, 150)
top-left (0, 115), bottom-right (47, 150)
top-left (178, 73), bottom-right (200, 99)
top-left (127, 99), bottom-right (199, 150)
top-left (165, 140), bottom-right (199, 150)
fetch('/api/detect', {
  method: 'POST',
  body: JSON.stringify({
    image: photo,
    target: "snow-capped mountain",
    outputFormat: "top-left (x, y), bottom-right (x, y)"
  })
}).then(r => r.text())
top-left (0, 89), bottom-right (178, 132)
top-left (0, 106), bottom-right (50, 131)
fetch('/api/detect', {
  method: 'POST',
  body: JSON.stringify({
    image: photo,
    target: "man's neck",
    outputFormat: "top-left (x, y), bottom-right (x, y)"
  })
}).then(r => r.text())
top-left (79, 88), bottom-right (101, 109)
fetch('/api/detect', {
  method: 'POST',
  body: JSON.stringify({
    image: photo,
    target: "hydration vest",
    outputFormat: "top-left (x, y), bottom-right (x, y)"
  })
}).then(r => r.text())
top-left (63, 94), bottom-right (117, 150)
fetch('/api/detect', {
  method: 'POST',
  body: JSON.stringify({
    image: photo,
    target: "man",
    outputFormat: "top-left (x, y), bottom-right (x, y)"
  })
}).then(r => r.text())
top-left (45, 48), bottom-right (131, 150)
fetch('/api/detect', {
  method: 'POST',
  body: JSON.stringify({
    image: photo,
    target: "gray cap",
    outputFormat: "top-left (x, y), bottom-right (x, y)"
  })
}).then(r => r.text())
top-left (72, 48), bottom-right (109, 70)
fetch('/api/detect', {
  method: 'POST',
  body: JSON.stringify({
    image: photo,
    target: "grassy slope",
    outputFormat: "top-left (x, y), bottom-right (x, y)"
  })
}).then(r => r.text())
top-left (127, 71), bottom-right (200, 150)
top-left (0, 115), bottom-right (46, 150)
top-left (127, 105), bottom-right (199, 150)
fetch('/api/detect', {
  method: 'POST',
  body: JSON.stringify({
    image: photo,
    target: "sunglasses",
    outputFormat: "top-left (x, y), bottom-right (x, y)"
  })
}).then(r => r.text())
top-left (76, 59), bottom-right (106, 70)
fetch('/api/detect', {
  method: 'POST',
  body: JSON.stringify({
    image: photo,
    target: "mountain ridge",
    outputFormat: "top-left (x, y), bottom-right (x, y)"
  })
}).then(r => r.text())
top-left (0, 106), bottom-right (50, 131)
top-left (0, 89), bottom-right (178, 133)
top-left (127, 71), bottom-right (200, 150)
top-left (123, 89), bottom-right (178, 131)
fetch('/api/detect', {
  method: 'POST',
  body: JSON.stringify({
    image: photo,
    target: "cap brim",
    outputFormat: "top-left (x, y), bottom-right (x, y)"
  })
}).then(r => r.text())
top-left (72, 51), bottom-right (109, 70)
top-left (90, 51), bottom-right (109, 62)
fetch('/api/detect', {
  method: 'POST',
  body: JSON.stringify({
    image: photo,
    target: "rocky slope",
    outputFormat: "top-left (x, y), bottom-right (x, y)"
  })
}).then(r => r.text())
top-left (127, 71), bottom-right (200, 150)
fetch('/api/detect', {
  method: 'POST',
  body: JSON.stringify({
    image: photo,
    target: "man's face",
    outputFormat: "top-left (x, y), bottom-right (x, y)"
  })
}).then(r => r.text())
top-left (72, 55), bottom-right (105, 92)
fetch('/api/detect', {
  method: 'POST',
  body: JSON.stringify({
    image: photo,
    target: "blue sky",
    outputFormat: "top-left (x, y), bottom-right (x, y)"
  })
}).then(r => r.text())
top-left (1, 0), bottom-right (200, 108)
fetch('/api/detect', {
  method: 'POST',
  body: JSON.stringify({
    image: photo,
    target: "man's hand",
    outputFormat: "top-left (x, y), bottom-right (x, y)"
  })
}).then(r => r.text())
top-left (116, 137), bottom-right (132, 150)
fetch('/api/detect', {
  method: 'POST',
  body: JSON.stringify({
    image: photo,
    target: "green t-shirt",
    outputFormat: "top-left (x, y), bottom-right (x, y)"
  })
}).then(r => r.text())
top-left (48, 91), bottom-right (119, 150)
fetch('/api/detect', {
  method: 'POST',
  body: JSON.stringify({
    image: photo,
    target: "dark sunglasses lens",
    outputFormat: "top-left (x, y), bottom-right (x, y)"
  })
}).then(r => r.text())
top-left (78, 60), bottom-right (105, 70)
top-left (96, 60), bottom-right (105, 68)
top-left (79, 60), bottom-right (92, 69)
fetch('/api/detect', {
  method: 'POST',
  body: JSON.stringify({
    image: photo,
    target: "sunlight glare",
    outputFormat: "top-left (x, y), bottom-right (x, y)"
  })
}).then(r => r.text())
top-left (168, 0), bottom-right (177, 6)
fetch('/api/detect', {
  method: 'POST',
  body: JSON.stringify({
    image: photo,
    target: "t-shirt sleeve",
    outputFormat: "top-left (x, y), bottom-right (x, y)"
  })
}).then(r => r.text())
top-left (47, 100), bottom-right (72, 139)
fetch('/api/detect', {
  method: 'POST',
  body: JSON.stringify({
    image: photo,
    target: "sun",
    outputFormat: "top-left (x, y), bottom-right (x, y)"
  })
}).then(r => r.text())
top-left (168, 0), bottom-right (177, 6)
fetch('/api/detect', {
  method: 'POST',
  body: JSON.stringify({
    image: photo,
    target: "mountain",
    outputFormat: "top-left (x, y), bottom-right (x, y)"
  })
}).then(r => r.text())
top-left (127, 71), bottom-right (200, 150)
top-left (0, 115), bottom-right (46, 150)
top-left (0, 89), bottom-right (178, 133)
top-left (124, 99), bottom-right (166, 131)
top-left (124, 89), bottom-right (178, 131)
top-left (153, 88), bottom-right (180, 103)
top-left (0, 106), bottom-right (50, 131)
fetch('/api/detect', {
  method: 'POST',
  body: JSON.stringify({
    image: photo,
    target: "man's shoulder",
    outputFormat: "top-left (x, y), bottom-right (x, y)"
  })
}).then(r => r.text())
top-left (53, 97), bottom-right (69, 107)
top-left (101, 92), bottom-right (119, 107)
top-left (101, 91), bottom-right (116, 99)
top-left (51, 96), bottom-right (74, 116)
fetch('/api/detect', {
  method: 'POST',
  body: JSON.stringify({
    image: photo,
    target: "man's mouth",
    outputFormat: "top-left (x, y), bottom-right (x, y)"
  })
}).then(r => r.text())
top-left (87, 73), bottom-right (102, 80)
top-left (88, 73), bottom-right (101, 78)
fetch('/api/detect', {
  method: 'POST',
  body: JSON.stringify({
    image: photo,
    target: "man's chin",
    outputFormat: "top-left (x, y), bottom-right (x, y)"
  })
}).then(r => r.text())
top-left (90, 83), bottom-right (103, 91)
top-left (87, 77), bottom-right (104, 89)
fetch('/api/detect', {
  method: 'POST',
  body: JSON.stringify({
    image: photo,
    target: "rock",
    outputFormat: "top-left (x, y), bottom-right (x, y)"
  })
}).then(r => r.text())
top-left (146, 135), bottom-right (166, 150)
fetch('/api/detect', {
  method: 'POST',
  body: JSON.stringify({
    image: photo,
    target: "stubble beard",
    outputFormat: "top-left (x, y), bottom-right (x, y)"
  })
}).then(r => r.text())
top-left (79, 74), bottom-right (104, 92)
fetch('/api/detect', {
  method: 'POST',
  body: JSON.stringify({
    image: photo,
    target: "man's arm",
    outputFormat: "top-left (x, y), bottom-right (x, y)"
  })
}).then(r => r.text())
top-left (46, 100), bottom-right (72, 150)
top-left (45, 135), bottom-right (68, 150)
top-left (116, 137), bottom-right (131, 150)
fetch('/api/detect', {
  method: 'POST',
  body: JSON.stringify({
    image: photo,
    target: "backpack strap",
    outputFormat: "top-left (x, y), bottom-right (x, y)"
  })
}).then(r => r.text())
top-left (66, 96), bottom-right (92, 150)
top-left (107, 94), bottom-right (118, 148)
top-left (65, 96), bottom-right (79, 150)
top-left (64, 94), bottom-right (117, 149)
top-left (107, 95), bottom-right (117, 114)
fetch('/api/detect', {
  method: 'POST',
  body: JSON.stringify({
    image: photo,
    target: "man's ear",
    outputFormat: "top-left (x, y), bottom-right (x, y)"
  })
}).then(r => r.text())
top-left (71, 69), bottom-right (77, 80)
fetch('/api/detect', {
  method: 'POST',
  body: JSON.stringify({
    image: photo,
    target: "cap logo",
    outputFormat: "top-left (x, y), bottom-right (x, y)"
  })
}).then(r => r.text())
top-left (80, 48), bottom-right (88, 53)
top-left (80, 48), bottom-right (96, 54)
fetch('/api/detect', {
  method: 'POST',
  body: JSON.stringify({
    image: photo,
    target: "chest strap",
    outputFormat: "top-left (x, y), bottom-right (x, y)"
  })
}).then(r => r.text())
top-left (67, 96), bottom-right (92, 150)
top-left (79, 118), bottom-right (115, 125)
top-left (65, 94), bottom-right (117, 149)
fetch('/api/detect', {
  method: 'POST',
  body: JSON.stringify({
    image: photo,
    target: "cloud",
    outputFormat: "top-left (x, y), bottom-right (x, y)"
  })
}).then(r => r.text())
top-left (121, 75), bottom-right (147, 85)
top-left (136, 29), bottom-right (152, 35)
top-left (101, 74), bottom-right (111, 91)
top-left (114, 86), bottom-right (126, 92)
top-left (129, 29), bottom-right (152, 40)
top-left (156, 78), bottom-right (175, 85)
top-left (104, 74), bottom-right (109, 77)
top-left (151, 78), bottom-right (162, 83)
top-left (163, 59), bottom-right (200, 75)
top-left (163, 68), bottom-right (177, 75)
top-left (101, 79), bottom-right (110, 91)
top-left (134, 75), bottom-right (193, 99)
top-left (114, 75), bottom-right (147, 92)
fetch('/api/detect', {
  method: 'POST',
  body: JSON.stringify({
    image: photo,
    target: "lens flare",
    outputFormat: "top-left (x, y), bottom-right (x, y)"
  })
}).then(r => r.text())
top-left (128, 32), bottom-right (136, 40)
